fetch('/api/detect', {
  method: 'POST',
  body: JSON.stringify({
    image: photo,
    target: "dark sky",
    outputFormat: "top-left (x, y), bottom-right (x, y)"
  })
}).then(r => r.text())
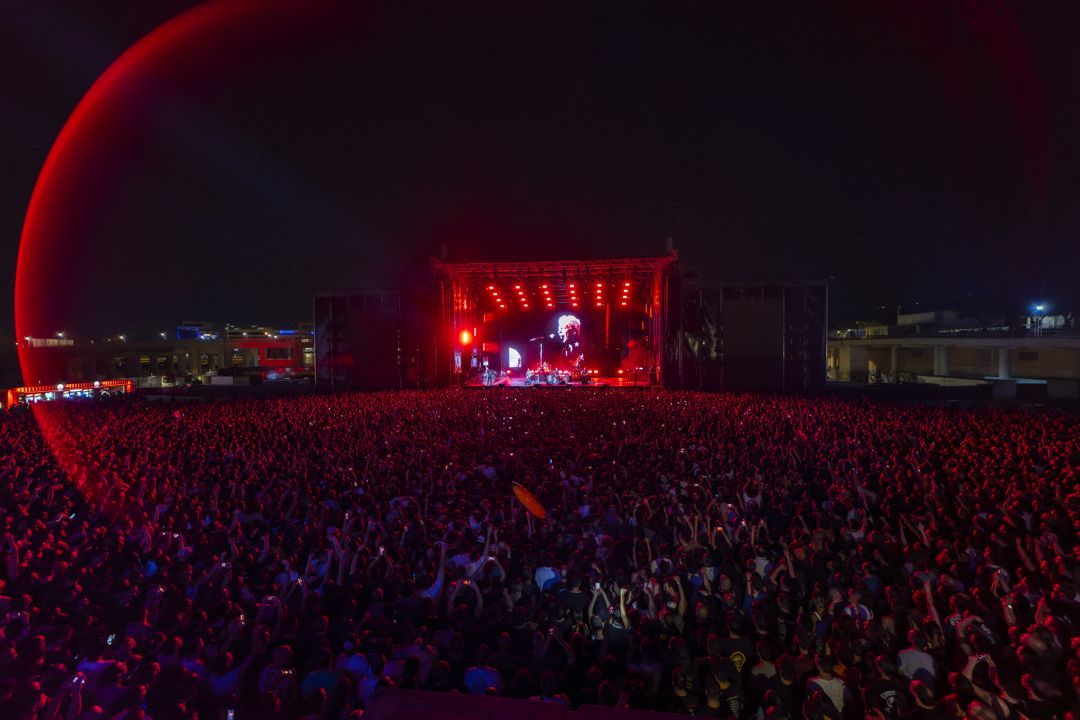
top-left (2, 1), bottom-right (1079, 339)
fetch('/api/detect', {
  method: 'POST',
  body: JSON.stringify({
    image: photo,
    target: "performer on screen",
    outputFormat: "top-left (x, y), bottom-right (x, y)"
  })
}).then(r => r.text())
top-left (557, 313), bottom-right (583, 362)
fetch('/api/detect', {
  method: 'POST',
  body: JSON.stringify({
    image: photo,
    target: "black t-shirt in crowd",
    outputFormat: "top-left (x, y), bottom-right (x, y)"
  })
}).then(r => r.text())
top-left (558, 588), bottom-right (589, 618)
top-left (864, 675), bottom-right (909, 719)
top-left (606, 618), bottom-right (630, 653)
top-left (719, 636), bottom-right (755, 675)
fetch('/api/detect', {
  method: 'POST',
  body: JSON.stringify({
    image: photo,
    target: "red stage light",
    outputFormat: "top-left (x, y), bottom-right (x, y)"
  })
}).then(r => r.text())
top-left (460, 330), bottom-right (473, 345)
top-left (596, 282), bottom-right (603, 287)
top-left (514, 284), bottom-right (521, 289)
top-left (487, 285), bottom-right (494, 290)
top-left (571, 302), bottom-right (578, 307)
top-left (620, 302), bottom-right (627, 306)
top-left (568, 283), bottom-right (575, 288)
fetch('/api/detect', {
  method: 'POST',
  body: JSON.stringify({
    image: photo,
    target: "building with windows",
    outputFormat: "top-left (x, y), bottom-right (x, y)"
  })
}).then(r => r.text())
top-left (15, 323), bottom-right (314, 387)
top-left (827, 309), bottom-right (1080, 398)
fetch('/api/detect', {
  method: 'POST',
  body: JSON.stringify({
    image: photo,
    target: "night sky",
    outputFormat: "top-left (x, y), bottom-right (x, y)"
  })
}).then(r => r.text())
top-left (3, 1), bottom-right (1080, 342)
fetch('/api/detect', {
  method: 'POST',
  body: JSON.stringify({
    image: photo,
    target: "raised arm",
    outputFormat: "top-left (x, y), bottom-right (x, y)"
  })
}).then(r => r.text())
top-left (2, 535), bottom-right (18, 581)
top-left (467, 578), bottom-right (484, 617)
top-left (1014, 537), bottom-right (1036, 572)
top-left (922, 579), bottom-right (943, 630)
top-left (430, 542), bottom-right (448, 599)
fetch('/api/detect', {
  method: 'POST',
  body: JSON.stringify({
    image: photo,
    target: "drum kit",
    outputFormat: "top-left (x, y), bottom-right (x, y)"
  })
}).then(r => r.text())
top-left (524, 362), bottom-right (571, 386)
top-left (519, 329), bottom-right (591, 386)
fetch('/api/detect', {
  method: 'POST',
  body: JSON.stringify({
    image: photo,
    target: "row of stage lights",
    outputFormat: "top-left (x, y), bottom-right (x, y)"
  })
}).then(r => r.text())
top-left (486, 281), bottom-right (633, 310)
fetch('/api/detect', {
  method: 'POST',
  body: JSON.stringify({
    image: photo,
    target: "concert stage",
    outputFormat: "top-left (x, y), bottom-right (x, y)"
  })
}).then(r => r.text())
top-left (314, 253), bottom-right (826, 393)
top-left (464, 373), bottom-right (652, 389)
top-left (434, 255), bottom-right (676, 387)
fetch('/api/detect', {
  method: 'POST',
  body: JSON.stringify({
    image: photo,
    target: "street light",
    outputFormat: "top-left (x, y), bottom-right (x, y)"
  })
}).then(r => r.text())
top-left (1031, 302), bottom-right (1049, 336)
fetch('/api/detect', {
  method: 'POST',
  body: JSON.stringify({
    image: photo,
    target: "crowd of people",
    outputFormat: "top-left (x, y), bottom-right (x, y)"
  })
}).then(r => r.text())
top-left (1, 389), bottom-right (1078, 720)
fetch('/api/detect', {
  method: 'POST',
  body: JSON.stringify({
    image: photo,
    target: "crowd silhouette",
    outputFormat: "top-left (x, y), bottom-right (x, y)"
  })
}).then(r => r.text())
top-left (1, 390), bottom-right (1077, 719)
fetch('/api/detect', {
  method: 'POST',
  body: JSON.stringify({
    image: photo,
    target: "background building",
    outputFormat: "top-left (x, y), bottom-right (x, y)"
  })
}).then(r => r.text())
top-left (827, 307), bottom-right (1080, 399)
top-left (16, 323), bottom-right (313, 387)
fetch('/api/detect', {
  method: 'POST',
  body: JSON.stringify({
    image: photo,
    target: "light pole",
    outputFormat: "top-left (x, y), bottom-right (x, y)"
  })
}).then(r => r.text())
top-left (1032, 303), bottom-right (1047, 336)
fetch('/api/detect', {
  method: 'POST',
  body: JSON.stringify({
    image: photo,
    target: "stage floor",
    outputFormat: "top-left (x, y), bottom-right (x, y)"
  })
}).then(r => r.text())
top-left (465, 375), bottom-right (651, 388)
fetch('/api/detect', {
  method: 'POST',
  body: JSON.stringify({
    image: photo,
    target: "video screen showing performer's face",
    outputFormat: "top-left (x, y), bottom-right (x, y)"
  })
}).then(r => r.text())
top-left (557, 314), bottom-right (582, 362)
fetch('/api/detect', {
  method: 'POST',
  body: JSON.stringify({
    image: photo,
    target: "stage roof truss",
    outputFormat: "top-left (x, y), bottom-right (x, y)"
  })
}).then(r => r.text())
top-left (432, 254), bottom-right (676, 282)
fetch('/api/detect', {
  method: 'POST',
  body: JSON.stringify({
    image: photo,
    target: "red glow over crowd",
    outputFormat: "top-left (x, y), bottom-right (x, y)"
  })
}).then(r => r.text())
top-left (1, 390), bottom-right (1078, 719)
